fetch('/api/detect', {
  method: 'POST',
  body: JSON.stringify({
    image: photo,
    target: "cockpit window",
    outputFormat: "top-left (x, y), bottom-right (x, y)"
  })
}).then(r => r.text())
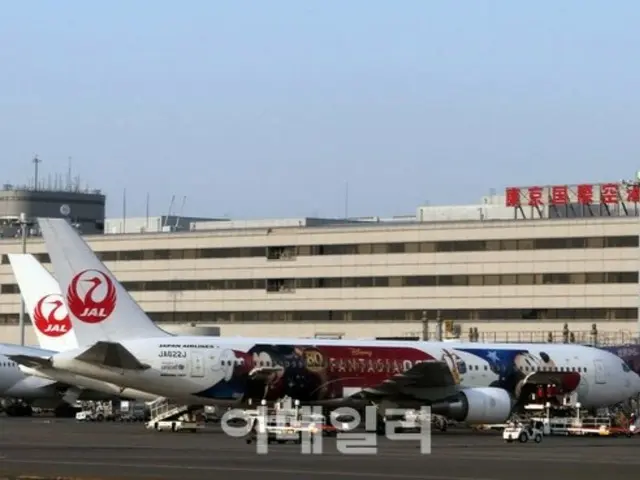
top-left (622, 362), bottom-right (631, 373)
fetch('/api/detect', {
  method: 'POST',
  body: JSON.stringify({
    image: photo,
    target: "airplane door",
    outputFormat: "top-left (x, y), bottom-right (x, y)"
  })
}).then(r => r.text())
top-left (190, 351), bottom-right (205, 378)
top-left (593, 359), bottom-right (606, 384)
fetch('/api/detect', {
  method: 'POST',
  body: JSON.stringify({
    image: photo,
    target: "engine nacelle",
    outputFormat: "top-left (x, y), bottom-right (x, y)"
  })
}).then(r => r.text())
top-left (432, 387), bottom-right (512, 424)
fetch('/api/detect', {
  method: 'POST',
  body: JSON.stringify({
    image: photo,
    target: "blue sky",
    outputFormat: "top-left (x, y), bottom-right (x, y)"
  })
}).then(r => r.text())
top-left (1, 1), bottom-right (638, 218)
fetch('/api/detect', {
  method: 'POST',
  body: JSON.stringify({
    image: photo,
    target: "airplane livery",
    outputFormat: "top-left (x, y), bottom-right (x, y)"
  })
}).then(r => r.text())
top-left (4, 218), bottom-right (640, 427)
top-left (0, 254), bottom-right (160, 414)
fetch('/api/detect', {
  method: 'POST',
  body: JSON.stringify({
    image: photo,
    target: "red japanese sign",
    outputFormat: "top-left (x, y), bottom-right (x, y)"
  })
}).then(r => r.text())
top-left (550, 185), bottom-right (568, 205)
top-left (627, 185), bottom-right (640, 203)
top-left (577, 184), bottom-right (593, 204)
top-left (528, 186), bottom-right (543, 206)
top-left (600, 183), bottom-right (619, 204)
top-left (505, 187), bottom-right (520, 207)
top-left (506, 182), bottom-right (640, 208)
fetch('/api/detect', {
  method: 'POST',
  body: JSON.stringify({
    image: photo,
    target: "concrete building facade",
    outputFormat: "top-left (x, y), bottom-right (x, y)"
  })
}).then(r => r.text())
top-left (0, 213), bottom-right (638, 345)
top-left (0, 186), bottom-right (106, 235)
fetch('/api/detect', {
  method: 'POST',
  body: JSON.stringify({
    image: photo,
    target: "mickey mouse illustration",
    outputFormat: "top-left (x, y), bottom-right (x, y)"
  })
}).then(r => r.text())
top-left (511, 351), bottom-right (557, 398)
top-left (514, 351), bottom-right (556, 373)
top-left (441, 349), bottom-right (467, 384)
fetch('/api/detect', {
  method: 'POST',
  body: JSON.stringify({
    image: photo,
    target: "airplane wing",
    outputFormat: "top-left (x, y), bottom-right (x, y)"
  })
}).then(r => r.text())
top-left (10, 341), bottom-right (150, 371)
top-left (355, 360), bottom-right (460, 398)
top-left (7, 354), bottom-right (53, 369)
top-left (3, 373), bottom-right (63, 399)
top-left (74, 341), bottom-right (150, 371)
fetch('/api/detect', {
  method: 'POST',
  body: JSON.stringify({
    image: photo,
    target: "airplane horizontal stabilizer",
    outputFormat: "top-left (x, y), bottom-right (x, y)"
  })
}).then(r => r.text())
top-left (75, 341), bottom-right (150, 371)
top-left (7, 354), bottom-right (53, 370)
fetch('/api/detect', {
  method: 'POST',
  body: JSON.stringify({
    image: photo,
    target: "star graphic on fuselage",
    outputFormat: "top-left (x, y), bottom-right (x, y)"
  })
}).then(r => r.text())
top-left (487, 351), bottom-right (500, 363)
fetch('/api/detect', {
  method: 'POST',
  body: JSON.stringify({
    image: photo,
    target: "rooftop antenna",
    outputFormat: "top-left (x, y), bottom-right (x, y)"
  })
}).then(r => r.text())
top-left (163, 195), bottom-right (175, 229)
top-left (344, 181), bottom-right (349, 218)
top-left (174, 196), bottom-right (187, 228)
top-left (122, 188), bottom-right (127, 233)
top-left (32, 155), bottom-right (42, 190)
top-left (67, 157), bottom-right (72, 191)
top-left (145, 193), bottom-right (150, 230)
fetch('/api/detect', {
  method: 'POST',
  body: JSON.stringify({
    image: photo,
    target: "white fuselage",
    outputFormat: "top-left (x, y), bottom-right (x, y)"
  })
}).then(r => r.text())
top-left (0, 344), bottom-right (156, 403)
top-left (49, 336), bottom-right (640, 409)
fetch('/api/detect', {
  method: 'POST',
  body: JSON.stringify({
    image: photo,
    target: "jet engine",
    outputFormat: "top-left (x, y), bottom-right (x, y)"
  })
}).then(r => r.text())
top-left (431, 387), bottom-right (512, 424)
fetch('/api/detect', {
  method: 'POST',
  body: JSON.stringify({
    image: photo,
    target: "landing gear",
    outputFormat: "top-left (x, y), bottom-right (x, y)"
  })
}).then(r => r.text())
top-left (376, 414), bottom-right (386, 436)
top-left (433, 415), bottom-right (448, 432)
top-left (5, 404), bottom-right (33, 417)
top-left (54, 404), bottom-right (78, 418)
top-left (363, 408), bottom-right (387, 436)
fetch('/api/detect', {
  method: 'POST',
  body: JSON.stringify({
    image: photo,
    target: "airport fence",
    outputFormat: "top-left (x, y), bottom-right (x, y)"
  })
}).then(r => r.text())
top-left (400, 327), bottom-right (639, 346)
top-left (474, 329), bottom-right (638, 346)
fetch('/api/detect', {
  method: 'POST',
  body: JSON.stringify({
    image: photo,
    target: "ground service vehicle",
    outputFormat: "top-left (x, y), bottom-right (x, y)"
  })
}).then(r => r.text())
top-left (149, 420), bottom-right (204, 432)
top-left (503, 422), bottom-right (543, 443)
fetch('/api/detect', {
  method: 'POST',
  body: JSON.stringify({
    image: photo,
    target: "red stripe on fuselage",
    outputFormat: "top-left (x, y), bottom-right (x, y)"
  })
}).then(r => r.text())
top-left (233, 344), bottom-right (433, 399)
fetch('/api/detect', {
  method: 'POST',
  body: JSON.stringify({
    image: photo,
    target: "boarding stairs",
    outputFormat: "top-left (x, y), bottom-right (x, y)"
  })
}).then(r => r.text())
top-left (146, 397), bottom-right (203, 425)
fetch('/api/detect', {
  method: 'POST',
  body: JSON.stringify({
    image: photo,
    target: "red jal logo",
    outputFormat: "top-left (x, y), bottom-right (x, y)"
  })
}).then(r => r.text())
top-left (66, 269), bottom-right (117, 323)
top-left (32, 294), bottom-right (72, 337)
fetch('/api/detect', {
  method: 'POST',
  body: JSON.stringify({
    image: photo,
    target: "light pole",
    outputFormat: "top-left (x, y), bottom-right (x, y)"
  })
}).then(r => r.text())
top-left (171, 290), bottom-right (183, 323)
top-left (16, 212), bottom-right (31, 345)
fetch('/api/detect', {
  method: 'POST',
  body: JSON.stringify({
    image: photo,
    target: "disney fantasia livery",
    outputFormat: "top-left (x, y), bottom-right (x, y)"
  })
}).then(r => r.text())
top-left (5, 218), bottom-right (640, 427)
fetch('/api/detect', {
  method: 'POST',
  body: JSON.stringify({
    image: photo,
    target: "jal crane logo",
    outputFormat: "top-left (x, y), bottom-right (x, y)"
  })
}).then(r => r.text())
top-left (32, 294), bottom-right (72, 337)
top-left (66, 269), bottom-right (117, 323)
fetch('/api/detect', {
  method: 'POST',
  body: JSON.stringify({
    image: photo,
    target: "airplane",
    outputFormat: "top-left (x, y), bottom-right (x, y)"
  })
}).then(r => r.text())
top-left (0, 254), bottom-right (113, 417)
top-left (7, 218), bottom-right (640, 427)
top-left (0, 344), bottom-right (113, 417)
top-left (0, 254), bottom-right (161, 417)
top-left (604, 344), bottom-right (640, 376)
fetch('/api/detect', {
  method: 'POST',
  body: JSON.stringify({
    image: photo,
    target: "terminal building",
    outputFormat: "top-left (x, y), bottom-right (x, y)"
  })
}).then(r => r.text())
top-left (0, 183), bottom-right (106, 235)
top-left (0, 181), bottom-right (638, 345)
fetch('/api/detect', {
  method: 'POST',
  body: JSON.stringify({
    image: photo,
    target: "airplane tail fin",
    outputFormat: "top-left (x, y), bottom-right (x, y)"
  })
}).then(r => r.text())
top-left (8, 254), bottom-right (79, 351)
top-left (37, 218), bottom-right (170, 343)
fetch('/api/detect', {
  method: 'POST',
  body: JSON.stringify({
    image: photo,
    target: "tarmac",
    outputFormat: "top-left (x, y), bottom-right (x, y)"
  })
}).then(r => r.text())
top-left (0, 418), bottom-right (638, 480)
